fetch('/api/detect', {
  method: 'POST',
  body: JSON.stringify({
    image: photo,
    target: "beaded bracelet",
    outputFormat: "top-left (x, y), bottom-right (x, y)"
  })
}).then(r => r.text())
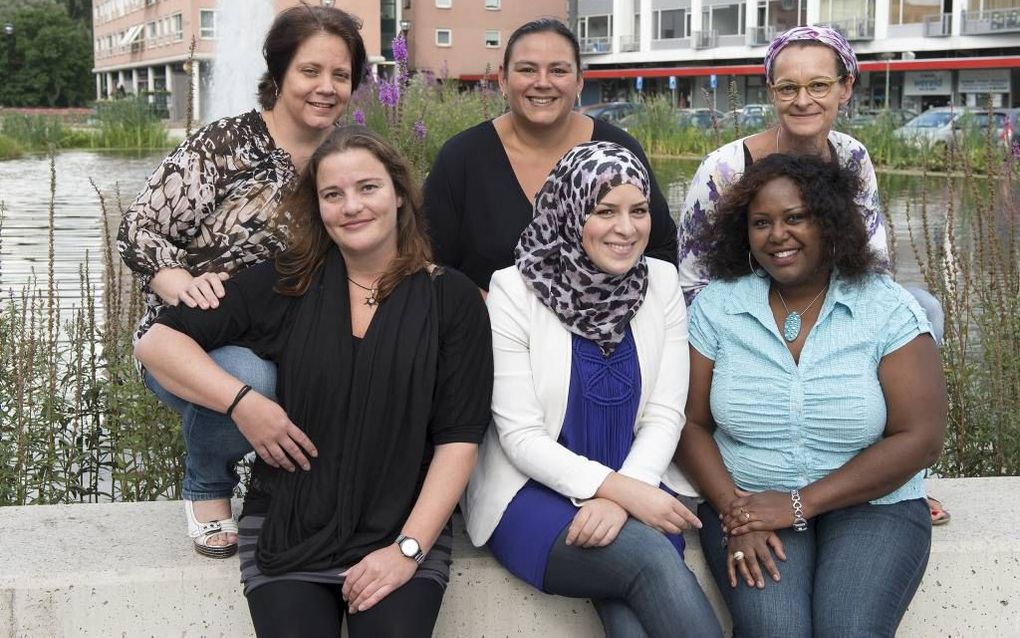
top-left (791, 488), bottom-right (808, 532)
top-left (225, 384), bottom-right (252, 419)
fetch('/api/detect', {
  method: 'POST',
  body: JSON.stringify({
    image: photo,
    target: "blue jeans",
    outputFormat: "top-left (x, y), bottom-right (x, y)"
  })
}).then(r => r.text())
top-left (543, 518), bottom-right (722, 638)
top-left (144, 345), bottom-right (277, 501)
top-left (699, 498), bottom-right (931, 638)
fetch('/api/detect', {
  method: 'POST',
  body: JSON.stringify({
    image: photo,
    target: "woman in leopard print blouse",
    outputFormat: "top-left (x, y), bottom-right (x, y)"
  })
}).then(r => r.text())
top-left (117, 5), bottom-right (366, 559)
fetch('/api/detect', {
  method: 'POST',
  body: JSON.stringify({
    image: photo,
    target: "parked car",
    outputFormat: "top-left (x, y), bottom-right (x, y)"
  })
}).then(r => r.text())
top-left (711, 110), bottom-right (773, 135)
top-left (578, 102), bottom-right (644, 124)
top-left (894, 106), bottom-right (1013, 150)
top-left (848, 109), bottom-right (918, 128)
top-left (677, 108), bottom-right (725, 129)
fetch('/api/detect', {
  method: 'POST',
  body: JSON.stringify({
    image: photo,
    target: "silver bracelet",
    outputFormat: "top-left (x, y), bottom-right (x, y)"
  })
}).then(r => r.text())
top-left (790, 489), bottom-right (808, 532)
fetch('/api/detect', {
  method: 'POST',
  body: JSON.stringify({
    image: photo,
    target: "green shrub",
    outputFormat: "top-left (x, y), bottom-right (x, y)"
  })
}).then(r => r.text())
top-left (0, 133), bottom-right (23, 159)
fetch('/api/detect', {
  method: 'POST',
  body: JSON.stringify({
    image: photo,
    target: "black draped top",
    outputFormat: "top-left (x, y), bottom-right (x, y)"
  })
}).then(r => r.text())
top-left (423, 117), bottom-right (678, 290)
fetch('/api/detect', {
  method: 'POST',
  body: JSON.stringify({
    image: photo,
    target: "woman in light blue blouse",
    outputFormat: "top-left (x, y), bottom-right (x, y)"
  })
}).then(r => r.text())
top-left (675, 154), bottom-right (946, 637)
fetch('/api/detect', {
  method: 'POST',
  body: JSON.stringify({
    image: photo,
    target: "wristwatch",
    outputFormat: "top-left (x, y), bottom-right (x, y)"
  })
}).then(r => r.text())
top-left (396, 534), bottom-right (426, 564)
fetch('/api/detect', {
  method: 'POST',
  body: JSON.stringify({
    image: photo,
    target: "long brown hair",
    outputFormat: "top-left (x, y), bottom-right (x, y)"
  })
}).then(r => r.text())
top-left (275, 125), bottom-right (432, 299)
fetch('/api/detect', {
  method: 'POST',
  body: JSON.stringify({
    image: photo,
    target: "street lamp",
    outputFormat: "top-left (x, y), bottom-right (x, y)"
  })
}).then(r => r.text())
top-left (879, 51), bottom-right (896, 111)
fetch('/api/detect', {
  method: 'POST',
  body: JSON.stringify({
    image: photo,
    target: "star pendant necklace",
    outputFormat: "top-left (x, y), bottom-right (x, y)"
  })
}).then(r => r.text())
top-left (347, 276), bottom-right (379, 307)
top-left (774, 285), bottom-right (827, 342)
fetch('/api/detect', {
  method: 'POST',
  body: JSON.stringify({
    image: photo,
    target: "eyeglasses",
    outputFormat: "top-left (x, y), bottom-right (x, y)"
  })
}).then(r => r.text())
top-left (770, 76), bottom-right (845, 101)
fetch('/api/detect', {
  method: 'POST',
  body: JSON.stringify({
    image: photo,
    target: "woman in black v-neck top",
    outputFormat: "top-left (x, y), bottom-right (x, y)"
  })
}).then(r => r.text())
top-left (423, 19), bottom-right (677, 291)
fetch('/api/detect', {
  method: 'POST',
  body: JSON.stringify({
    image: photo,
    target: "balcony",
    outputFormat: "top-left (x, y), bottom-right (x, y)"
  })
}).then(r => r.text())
top-left (924, 13), bottom-right (952, 37)
top-left (579, 36), bottom-right (611, 54)
top-left (619, 34), bottom-right (640, 52)
top-left (824, 17), bottom-right (875, 41)
top-left (962, 8), bottom-right (1020, 35)
top-left (747, 26), bottom-right (776, 46)
top-left (692, 30), bottom-right (718, 49)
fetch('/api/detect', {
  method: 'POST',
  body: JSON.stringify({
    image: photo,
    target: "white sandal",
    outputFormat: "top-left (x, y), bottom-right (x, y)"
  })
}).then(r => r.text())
top-left (184, 500), bottom-right (239, 558)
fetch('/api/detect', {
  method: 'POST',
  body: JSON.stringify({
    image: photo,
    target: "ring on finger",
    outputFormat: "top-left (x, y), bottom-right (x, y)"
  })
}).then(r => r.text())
top-left (732, 550), bottom-right (745, 561)
top-left (742, 511), bottom-right (751, 522)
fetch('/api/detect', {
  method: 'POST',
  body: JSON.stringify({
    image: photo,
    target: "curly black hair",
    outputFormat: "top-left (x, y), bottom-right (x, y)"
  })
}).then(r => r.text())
top-left (699, 153), bottom-right (880, 282)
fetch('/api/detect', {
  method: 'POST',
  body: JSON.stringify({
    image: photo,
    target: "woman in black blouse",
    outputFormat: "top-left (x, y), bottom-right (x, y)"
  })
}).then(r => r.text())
top-left (423, 18), bottom-right (677, 291)
top-left (135, 125), bottom-right (493, 637)
top-left (118, 6), bottom-right (366, 557)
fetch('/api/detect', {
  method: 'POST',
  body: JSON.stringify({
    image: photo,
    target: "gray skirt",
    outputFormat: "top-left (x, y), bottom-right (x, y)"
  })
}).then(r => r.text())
top-left (239, 514), bottom-right (454, 595)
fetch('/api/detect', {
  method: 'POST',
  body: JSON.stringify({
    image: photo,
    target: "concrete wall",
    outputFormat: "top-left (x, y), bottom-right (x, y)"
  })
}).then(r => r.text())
top-left (1, 477), bottom-right (1018, 636)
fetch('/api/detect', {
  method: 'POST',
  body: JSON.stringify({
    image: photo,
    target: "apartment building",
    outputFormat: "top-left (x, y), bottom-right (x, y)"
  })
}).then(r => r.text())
top-left (399, 0), bottom-right (568, 79)
top-left (575, 0), bottom-right (1020, 111)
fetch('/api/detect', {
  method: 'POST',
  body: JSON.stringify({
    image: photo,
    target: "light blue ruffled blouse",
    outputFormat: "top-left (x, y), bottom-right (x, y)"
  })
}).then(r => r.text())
top-left (688, 272), bottom-right (933, 505)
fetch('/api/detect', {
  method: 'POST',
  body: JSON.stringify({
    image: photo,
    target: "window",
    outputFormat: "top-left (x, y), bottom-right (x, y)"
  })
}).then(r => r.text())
top-left (485, 0), bottom-right (500, 8)
top-left (435, 29), bottom-right (452, 46)
top-left (147, 21), bottom-right (156, 39)
top-left (484, 30), bottom-right (500, 47)
top-left (656, 9), bottom-right (688, 38)
top-left (199, 9), bottom-right (216, 39)
top-left (704, 4), bottom-right (744, 35)
top-left (436, 0), bottom-right (451, 7)
top-left (171, 13), bottom-right (183, 41)
top-left (889, 0), bottom-right (940, 25)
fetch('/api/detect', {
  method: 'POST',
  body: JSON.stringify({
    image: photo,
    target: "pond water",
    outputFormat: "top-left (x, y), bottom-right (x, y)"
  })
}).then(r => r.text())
top-left (0, 150), bottom-right (163, 317)
top-left (0, 151), bottom-right (956, 316)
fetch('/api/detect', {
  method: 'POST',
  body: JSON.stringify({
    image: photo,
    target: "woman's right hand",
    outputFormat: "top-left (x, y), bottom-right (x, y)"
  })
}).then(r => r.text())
top-left (150, 268), bottom-right (229, 309)
top-left (230, 390), bottom-right (318, 472)
top-left (566, 498), bottom-right (628, 548)
top-left (726, 530), bottom-right (786, 590)
top-left (600, 473), bottom-right (702, 534)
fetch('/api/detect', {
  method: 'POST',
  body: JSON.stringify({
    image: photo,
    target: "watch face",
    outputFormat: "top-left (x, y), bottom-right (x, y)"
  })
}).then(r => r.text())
top-left (399, 537), bottom-right (420, 557)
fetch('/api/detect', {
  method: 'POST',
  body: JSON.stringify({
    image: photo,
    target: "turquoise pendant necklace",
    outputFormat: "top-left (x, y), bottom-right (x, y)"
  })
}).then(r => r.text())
top-left (775, 285), bottom-right (827, 342)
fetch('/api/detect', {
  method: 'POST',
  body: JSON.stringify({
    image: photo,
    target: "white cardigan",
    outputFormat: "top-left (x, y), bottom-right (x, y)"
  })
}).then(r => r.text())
top-left (462, 258), bottom-right (697, 546)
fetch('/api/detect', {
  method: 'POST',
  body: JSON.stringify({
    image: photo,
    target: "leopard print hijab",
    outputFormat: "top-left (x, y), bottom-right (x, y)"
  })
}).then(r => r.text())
top-left (515, 141), bottom-right (650, 356)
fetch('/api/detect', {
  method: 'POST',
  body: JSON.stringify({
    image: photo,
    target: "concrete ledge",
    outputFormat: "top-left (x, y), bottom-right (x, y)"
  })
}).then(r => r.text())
top-left (1, 478), bottom-right (1018, 636)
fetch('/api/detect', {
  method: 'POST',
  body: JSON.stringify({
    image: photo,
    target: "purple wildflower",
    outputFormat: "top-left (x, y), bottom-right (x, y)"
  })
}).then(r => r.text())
top-left (353, 109), bottom-right (365, 125)
top-left (1013, 139), bottom-right (1020, 159)
top-left (392, 34), bottom-right (408, 66)
top-left (413, 119), bottom-right (427, 140)
top-left (378, 79), bottom-right (400, 109)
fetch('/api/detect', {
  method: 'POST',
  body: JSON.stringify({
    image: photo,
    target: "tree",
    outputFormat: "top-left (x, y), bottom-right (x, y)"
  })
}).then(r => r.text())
top-left (0, 5), bottom-right (93, 107)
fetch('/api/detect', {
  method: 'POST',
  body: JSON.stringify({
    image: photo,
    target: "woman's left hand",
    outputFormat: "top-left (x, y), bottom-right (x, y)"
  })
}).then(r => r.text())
top-left (722, 489), bottom-right (798, 535)
top-left (341, 544), bottom-right (418, 614)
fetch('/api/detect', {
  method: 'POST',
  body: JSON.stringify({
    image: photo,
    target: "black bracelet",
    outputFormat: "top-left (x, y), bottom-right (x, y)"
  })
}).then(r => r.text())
top-left (225, 384), bottom-right (252, 419)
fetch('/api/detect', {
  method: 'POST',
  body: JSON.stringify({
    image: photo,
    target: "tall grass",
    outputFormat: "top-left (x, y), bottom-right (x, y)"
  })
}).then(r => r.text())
top-left (0, 98), bottom-right (170, 155)
top-left (91, 98), bottom-right (169, 150)
top-left (904, 135), bottom-right (1020, 476)
top-left (0, 152), bottom-right (183, 505)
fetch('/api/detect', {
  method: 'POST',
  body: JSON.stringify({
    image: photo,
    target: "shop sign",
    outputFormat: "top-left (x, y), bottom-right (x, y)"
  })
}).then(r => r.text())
top-left (958, 69), bottom-right (1010, 94)
top-left (904, 71), bottom-right (952, 96)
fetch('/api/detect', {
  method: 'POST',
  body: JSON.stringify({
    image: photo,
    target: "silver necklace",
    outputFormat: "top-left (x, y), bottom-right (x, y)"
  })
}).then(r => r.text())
top-left (347, 276), bottom-right (379, 307)
top-left (774, 285), bottom-right (827, 342)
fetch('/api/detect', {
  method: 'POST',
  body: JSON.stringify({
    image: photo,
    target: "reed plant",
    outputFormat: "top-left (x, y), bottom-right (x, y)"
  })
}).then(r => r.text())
top-left (0, 153), bottom-right (183, 506)
top-left (903, 130), bottom-right (1020, 477)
